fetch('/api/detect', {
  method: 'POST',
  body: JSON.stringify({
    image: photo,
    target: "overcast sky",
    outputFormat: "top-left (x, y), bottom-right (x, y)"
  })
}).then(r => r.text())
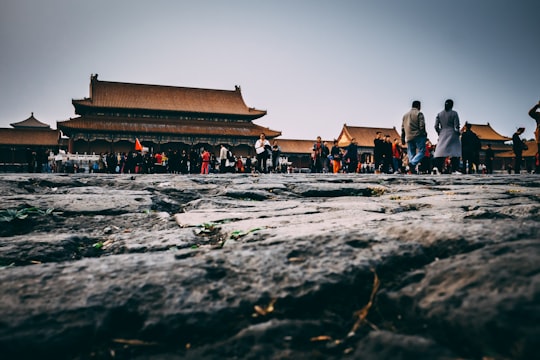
top-left (1, 0), bottom-right (539, 143)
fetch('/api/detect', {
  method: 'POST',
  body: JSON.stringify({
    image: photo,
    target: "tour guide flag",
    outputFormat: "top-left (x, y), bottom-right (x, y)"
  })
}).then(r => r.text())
top-left (135, 138), bottom-right (143, 151)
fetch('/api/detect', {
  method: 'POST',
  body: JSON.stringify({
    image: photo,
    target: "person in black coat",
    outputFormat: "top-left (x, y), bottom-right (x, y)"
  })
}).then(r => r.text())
top-left (461, 122), bottom-right (481, 173)
top-left (382, 134), bottom-right (393, 173)
top-left (344, 138), bottom-right (359, 173)
top-left (485, 144), bottom-right (495, 174)
top-left (373, 132), bottom-right (385, 172)
top-left (512, 127), bottom-right (527, 174)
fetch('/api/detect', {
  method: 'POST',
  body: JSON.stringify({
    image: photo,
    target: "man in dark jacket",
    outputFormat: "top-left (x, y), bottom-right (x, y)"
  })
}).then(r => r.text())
top-left (382, 134), bottom-right (393, 173)
top-left (344, 138), bottom-right (359, 173)
top-left (373, 132), bottom-right (385, 172)
top-left (461, 122), bottom-right (481, 173)
top-left (485, 144), bottom-right (495, 174)
top-left (512, 127), bottom-right (527, 174)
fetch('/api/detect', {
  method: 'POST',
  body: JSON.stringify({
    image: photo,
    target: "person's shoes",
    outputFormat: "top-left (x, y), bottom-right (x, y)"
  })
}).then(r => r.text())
top-left (452, 171), bottom-right (462, 175)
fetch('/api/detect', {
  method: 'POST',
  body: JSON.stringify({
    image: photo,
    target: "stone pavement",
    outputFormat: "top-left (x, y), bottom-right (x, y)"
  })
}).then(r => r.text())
top-left (0, 173), bottom-right (538, 359)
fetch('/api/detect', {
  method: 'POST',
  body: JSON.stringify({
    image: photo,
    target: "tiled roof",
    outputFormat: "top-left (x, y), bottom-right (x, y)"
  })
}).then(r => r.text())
top-left (273, 139), bottom-right (333, 155)
top-left (72, 76), bottom-right (267, 119)
top-left (483, 143), bottom-right (511, 152)
top-left (337, 124), bottom-right (401, 148)
top-left (10, 113), bottom-right (51, 129)
top-left (461, 123), bottom-right (510, 141)
top-left (57, 116), bottom-right (281, 138)
top-left (0, 128), bottom-right (60, 146)
top-left (497, 140), bottom-right (538, 158)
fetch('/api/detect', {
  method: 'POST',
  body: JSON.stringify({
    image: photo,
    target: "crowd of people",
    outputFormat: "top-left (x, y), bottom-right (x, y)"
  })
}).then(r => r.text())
top-left (20, 99), bottom-right (540, 175)
top-left (305, 101), bottom-right (480, 175)
top-left (396, 99), bottom-right (537, 175)
top-left (308, 99), bottom-right (538, 175)
top-left (32, 146), bottom-right (288, 175)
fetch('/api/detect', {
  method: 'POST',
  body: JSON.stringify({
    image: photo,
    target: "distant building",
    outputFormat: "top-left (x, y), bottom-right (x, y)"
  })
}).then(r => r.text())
top-left (460, 123), bottom-right (510, 148)
top-left (336, 124), bottom-right (401, 164)
top-left (57, 74), bottom-right (281, 156)
top-left (460, 123), bottom-right (512, 170)
top-left (497, 140), bottom-right (538, 173)
top-left (273, 138), bottom-right (332, 169)
top-left (0, 113), bottom-right (60, 172)
top-left (2, 77), bottom-right (526, 174)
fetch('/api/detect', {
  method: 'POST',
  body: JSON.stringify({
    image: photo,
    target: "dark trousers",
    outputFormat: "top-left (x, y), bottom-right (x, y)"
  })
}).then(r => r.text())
top-left (256, 152), bottom-right (268, 173)
top-left (220, 159), bottom-right (226, 173)
top-left (486, 160), bottom-right (493, 174)
top-left (514, 152), bottom-right (523, 174)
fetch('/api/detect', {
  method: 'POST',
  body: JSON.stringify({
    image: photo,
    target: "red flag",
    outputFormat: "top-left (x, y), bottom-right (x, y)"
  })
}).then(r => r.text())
top-left (135, 138), bottom-right (143, 151)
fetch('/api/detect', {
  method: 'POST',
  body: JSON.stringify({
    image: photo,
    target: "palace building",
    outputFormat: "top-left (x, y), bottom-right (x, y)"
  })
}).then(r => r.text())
top-left (461, 123), bottom-right (511, 170)
top-left (336, 124), bottom-right (401, 164)
top-left (0, 113), bottom-right (60, 171)
top-left (2, 75), bottom-right (530, 173)
top-left (462, 123), bottom-right (510, 150)
top-left (57, 75), bottom-right (281, 155)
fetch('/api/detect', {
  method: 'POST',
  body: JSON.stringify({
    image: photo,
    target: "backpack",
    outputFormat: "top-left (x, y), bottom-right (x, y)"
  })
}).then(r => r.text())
top-left (227, 150), bottom-right (233, 161)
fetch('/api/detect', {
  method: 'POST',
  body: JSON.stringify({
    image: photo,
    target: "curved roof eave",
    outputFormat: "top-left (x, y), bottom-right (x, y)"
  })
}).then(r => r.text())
top-left (72, 101), bottom-right (267, 120)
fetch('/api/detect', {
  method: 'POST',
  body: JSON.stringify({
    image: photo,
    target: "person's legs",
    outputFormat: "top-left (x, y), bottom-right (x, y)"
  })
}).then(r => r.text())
top-left (407, 141), bottom-right (417, 167)
top-left (349, 161), bottom-right (358, 173)
top-left (333, 159), bottom-right (340, 173)
top-left (451, 157), bottom-right (461, 173)
top-left (410, 136), bottom-right (426, 166)
top-left (515, 153), bottom-right (522, 174)
top-left (408, 137), bottom-right (426, 172)
top-left (261, 154), bottom-right (268, 173)
top-left (256, 153), bottom-right (263, 172)
top-left (220, 159), bottom-right (226, 173)
top-left (201, 162), bottom-right (208, 174)
top-left (393, 158), bottom-right (399, 173)
top-left (434, 157), bottom-right (445, 173)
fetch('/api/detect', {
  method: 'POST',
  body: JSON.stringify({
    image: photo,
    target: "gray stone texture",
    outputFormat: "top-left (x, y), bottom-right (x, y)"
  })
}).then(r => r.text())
top-left (0, 173), bottom-right (538, 359)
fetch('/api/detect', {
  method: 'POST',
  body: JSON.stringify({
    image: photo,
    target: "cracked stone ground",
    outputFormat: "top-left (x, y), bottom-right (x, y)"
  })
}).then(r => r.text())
top-left (0, 173), bottom-right (539, 359)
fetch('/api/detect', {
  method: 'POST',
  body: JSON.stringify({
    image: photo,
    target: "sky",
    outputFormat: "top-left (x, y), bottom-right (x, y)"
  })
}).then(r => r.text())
top-left (1, 0), bottom-right (539, 144)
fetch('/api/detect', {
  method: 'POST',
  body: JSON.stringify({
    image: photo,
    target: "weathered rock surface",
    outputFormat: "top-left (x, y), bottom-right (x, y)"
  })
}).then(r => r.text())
top-left (0, 173), bottom-right (538, 359)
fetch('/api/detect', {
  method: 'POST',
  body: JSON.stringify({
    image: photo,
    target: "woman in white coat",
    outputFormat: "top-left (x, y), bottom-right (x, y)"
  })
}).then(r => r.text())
top-left (434, 99), bottom-right (462, 174)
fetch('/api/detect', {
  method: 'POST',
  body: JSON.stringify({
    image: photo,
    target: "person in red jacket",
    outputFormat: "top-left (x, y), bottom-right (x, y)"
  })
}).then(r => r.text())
top-left (392, 138), bottom-right (403, 174)
top-left (200, 148), bottom-right (211, 175)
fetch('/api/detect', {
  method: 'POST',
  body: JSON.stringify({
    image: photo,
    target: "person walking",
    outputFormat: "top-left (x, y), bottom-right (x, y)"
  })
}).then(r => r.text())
top-left (434, 99), bottom-right (462, 174)
top-left (254, 133), bottom-right (271, 173)
top-left (401, 100), bottom-right (427, 174)
top-left (512, 127), bottom-right (527, 174)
